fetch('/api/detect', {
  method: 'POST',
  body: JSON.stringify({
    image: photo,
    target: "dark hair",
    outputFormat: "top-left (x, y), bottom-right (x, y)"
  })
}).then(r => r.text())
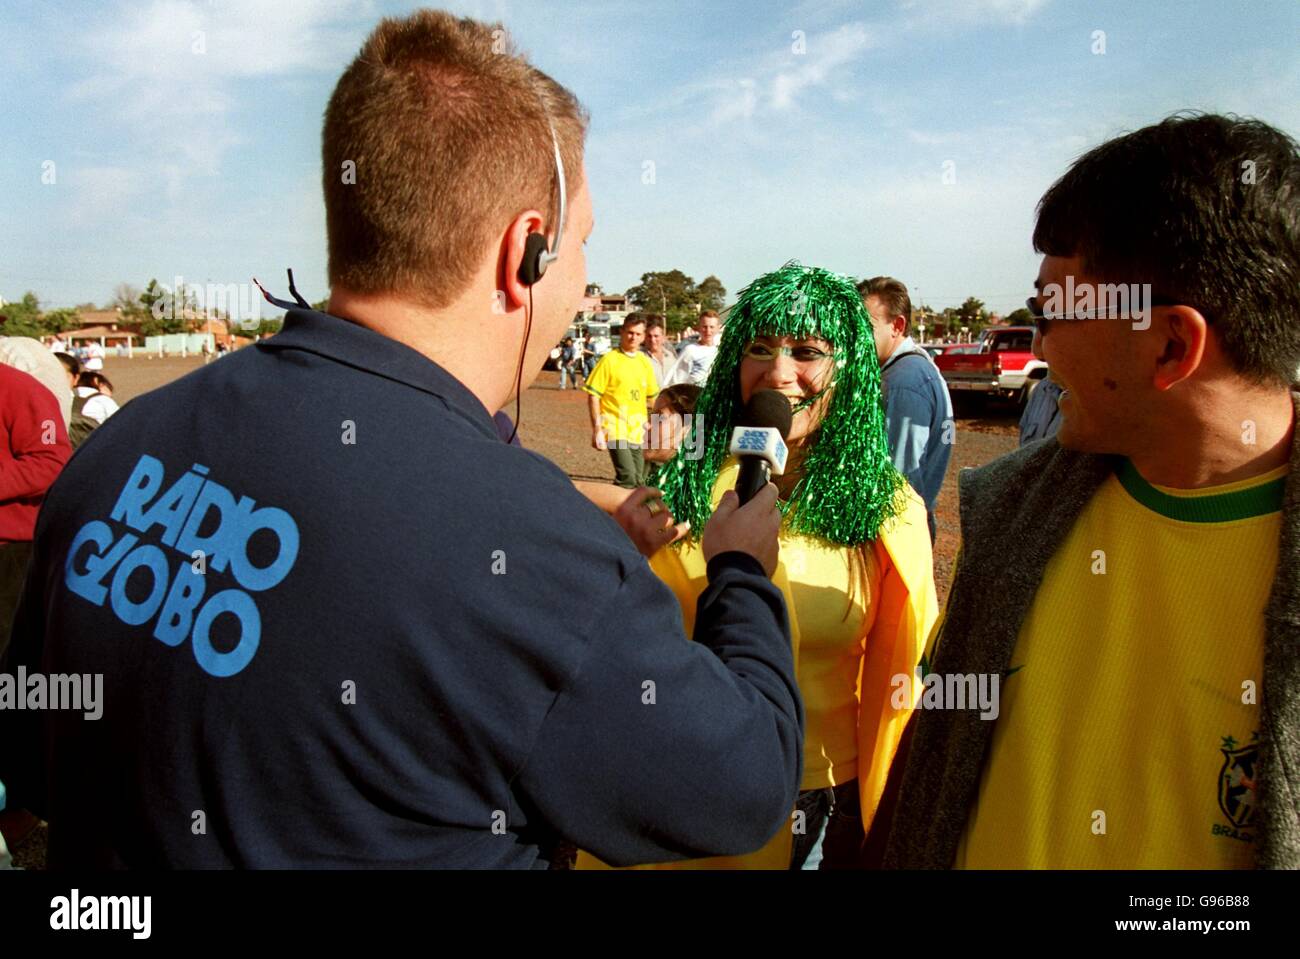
top-left (643, 314), bottom-right (665, 332)
top-left (858, 276), bottom-right (912, 332)
top-left (77, 371), bottom-right (113, 392)
top-left (621, 315), bottom-right (646, 330)
top-left (1033, 112), bottom-right (1300, 387)
top-left (657, 383), bottom-right (701, 417)
top-left (55, 352), bottom-right (81, 377)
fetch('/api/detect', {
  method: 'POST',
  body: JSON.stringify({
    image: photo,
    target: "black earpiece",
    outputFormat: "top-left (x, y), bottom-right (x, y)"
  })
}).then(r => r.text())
top-left (519, 231), bottom-right (550, 286)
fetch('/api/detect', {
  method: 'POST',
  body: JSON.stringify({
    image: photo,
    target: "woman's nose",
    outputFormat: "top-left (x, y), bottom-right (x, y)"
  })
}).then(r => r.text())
top-left (765, 353), bottom-right (798, 386)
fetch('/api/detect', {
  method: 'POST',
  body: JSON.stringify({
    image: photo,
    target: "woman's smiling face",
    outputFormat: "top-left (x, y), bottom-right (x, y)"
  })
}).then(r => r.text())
top-left (738, 334), bottom-right (838, 447)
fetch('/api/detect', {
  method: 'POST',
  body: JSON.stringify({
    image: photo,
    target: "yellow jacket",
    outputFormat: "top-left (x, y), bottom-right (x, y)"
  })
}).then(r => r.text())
top-left (578, 461), bottom-right (938, 869)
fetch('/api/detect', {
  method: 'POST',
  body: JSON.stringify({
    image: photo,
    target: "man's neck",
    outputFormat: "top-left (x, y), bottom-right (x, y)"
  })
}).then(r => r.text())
top-left (881, 335), bottom-right (910, 365)
top-left (327, 289), bottom-right (510, 415)
top-left (1129, 387), bottom-right (1294, 488)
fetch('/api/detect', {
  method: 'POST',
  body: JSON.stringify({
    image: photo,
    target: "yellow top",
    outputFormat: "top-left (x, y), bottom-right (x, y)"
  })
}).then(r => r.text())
top-left (957, 460), bottom-right (1284, 869)
top-left (578, 460), bottom-right (938, 869)
top-left (583, 350), bottom-right (659, 443)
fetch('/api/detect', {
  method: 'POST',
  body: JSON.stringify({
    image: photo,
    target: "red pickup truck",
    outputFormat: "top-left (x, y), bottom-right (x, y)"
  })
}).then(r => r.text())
top-left (935, 326), bottom-right (1048, 406)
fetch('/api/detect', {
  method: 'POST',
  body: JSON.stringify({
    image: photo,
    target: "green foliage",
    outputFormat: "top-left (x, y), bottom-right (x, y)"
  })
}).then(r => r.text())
top-left (1004, 307), bottom-right (1034, 326)
top-left (41, 308), bottom-right (79, 334)
top-left (0, 292), bottom-right (74, 338)
top-left (0, 291), bottom-right (43, 337)
top-left (696, 275), bottom-right (726, 313)
top-left (625, 270), bottom-right (726, 335)
top-left (956, 296), bottom-right (987, 328)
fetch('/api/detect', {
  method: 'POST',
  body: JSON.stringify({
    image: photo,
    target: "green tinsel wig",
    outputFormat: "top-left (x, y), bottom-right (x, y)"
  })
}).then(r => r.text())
top-left (654, 262), bottom-right (909, 547)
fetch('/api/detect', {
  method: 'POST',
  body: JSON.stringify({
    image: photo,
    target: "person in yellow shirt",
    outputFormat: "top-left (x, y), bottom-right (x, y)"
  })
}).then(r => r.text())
top-left (578, 262), bottom-right (938, 870)
top-left (876, 113), bottom-right (1300, 870)
top-left (584, 316), bottom-right (658, 488)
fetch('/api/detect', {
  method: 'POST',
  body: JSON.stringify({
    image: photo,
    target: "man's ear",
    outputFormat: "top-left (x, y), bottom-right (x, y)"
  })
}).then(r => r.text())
top-left (1152, 305), bottom-right (1210, 391)
top-left (893, 314), bottom-right (908, 338)
top-left (498, 209), bottom-right (546, 311)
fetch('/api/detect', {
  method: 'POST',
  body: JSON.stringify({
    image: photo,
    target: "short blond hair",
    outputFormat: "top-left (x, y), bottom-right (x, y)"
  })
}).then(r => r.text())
top-left (323, 11), bottom-right (588, 308)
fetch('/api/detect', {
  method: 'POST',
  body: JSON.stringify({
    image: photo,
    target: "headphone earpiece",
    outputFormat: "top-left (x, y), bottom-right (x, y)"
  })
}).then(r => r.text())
top-left (519, 231), bottom-right (550, 286)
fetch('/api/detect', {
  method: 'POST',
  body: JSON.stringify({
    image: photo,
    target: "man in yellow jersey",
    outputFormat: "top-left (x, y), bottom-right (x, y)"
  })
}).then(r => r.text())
top-left (585, 315), bottom-right (659, 487)
top-left (875, 113), bottom-right (1300, 869)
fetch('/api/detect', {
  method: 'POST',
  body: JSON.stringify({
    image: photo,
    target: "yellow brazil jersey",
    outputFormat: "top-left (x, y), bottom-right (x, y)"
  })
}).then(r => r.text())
top-left (583, 351), bottom-right (659, 443)
top-left (956, 460), bottom-right (1284, 869)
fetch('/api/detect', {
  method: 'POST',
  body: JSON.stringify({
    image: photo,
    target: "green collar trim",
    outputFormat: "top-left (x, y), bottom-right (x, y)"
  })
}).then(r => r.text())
top-left (1116, 459), bottom-right (1285, 523)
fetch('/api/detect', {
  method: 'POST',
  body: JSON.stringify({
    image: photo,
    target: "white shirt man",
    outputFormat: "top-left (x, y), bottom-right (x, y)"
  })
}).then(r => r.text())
top-left (84, 341), bottom-right (105, 371)
top-left (668, 312), bottom-right (722, 386)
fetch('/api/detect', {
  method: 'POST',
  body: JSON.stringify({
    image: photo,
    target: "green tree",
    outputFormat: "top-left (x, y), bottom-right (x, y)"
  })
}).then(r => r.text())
top-left (0, 291), bottom-right (43, 337)
top-left (626, 270), bottom-right (720, 334)
top-left (696, 275), bottom-right (727, 313)
top-left (956, 296), bottom-right (986, 327)
top-left (1004, 307), bottom-right (1034, 326)
top-left (41, 307), bottom-right (79, 335)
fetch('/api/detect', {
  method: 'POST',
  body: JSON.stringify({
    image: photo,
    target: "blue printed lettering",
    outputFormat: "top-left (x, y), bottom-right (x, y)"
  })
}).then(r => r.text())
top-left (153, 566), bottom-right (207, 648)
top-left (109, 456), bottom-right (165, 529)
top-left (174, 478), bottom-right (239, 572)
top-left (65, 522), bottom-right (139, 606)
top-left (228, 505), bottom-right (299, 591)
top-left (132, 465), bottom-right (207, 546)
top-left (66, 457), bottom-right (299, 679)
top-left (191, 590), bottom-right (261, 678)
top-left (109, 545), bottom-right (170, 626)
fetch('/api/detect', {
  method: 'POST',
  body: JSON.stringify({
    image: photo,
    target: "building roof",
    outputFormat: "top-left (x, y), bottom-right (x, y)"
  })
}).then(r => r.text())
top-left (68, 326), bottom-right (137, 341)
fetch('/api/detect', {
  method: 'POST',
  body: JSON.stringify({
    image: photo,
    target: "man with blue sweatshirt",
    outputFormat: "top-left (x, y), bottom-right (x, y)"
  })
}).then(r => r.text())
top-left (860, 276), bottom-right (954, 540)
top-left (0, 11), bottom-right (801, 869)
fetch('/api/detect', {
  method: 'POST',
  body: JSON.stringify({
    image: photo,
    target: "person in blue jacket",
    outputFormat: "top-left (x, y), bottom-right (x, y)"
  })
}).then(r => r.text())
top-left (0, 11), bottom-right (802, 869)
top-left (860, 277), bottom-right (954, 541)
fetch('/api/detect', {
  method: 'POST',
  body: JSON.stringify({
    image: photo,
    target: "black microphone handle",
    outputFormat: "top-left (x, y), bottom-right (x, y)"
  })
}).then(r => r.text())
top-left (735, 455), bottom-right (772, 506)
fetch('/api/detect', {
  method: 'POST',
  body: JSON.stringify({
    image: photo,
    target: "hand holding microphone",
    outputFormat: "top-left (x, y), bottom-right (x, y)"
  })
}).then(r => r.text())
top-left (728, 390), bottom-right (792, 505)
top-left (701, 391), bottom-right (793, 578)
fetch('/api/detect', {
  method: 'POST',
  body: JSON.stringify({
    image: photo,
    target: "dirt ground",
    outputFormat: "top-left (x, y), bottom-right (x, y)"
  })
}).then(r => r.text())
top-left (7, 354), bottom-right (1017, 869)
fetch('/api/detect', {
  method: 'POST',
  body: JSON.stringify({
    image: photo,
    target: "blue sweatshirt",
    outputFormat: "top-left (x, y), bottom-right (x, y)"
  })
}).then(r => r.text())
top-left (880, 338), bottom-right (953, 531)
top-left (0, 308), bottom-right (802, 868)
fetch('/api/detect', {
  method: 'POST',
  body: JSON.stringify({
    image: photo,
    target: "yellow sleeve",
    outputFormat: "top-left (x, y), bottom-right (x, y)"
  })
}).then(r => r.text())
top-left (644, 357), bottom-right (660, 400)
top-left (856, 495), bottom-right (940, 833)
top-left (583, 353), bottom-right (612, 398)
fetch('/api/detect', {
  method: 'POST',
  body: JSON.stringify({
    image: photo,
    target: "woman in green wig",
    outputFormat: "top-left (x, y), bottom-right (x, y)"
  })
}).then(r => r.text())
top-left (578, 262), bottom-right (939, 870)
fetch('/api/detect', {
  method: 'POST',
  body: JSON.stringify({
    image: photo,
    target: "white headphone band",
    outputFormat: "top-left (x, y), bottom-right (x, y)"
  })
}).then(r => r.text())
top-left (537, 120), bottom-right (567, 272)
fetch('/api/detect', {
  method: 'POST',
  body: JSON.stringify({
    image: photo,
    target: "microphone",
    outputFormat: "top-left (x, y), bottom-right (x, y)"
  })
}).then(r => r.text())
top-left (729, 390), bottom-right (793, 505)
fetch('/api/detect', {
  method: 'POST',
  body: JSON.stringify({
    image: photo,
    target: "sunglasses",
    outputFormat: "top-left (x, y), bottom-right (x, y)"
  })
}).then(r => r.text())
top-left (1025, 294), bottom-right (1188, 336)
top-left (742, 342), bottom-right (836, 365)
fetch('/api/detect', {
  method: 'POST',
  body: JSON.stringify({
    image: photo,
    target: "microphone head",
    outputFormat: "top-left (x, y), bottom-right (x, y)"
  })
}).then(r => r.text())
top-left (737, 389), bottom-right (793, 439)
top-left (728, 391), bottom-right (792, 476)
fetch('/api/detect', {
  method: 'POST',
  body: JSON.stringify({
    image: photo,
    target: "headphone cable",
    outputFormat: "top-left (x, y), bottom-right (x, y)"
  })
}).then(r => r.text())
top-left (506, 284), bottom-right (533, 446)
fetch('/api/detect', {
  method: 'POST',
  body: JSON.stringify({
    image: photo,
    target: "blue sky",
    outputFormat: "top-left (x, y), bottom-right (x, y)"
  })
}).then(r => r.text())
top-left (2, 0), bottom-right (1298, 316)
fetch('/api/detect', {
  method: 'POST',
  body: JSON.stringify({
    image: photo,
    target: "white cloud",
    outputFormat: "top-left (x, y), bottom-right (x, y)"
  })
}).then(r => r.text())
top-left (898, 0), bottom-right (1050, 28)
top-left (62, 0), bottom-right (367, 190)
top-left (771, 22), bottom-right (879, 111)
